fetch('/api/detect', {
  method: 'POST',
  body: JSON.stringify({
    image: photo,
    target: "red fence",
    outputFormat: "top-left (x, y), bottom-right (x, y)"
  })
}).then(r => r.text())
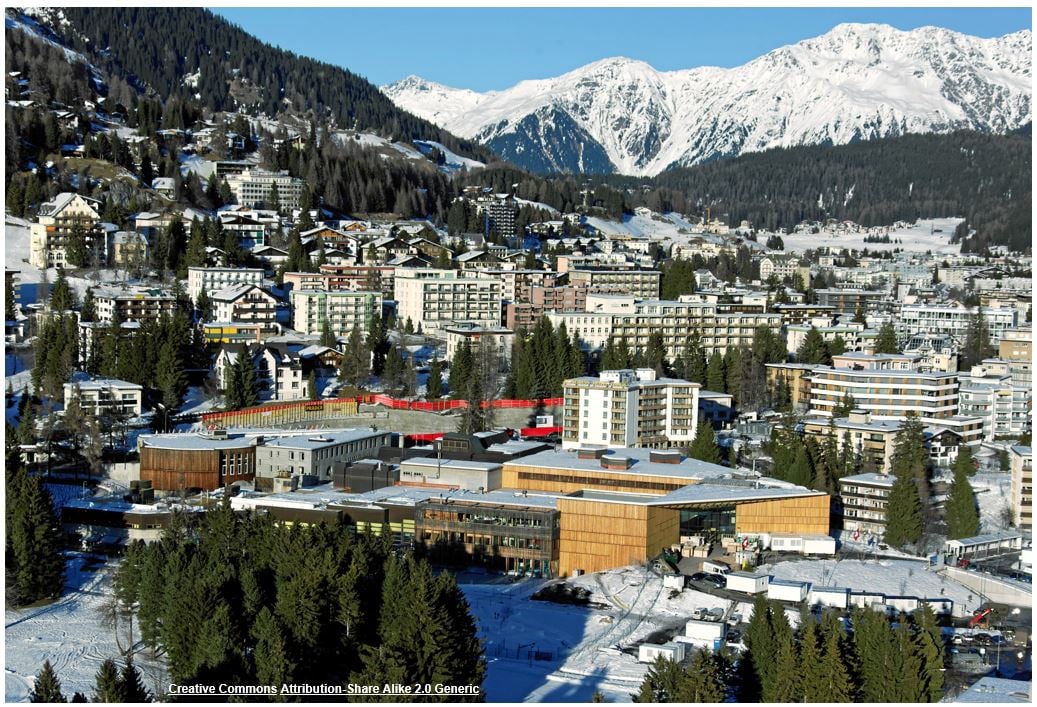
top-left (518, 426), bottom-right (563, 438)
top-left (357, 395), bottom-right (562, 411)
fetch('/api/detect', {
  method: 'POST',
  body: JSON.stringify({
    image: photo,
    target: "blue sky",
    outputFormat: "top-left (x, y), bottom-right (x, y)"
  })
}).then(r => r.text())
top-left (215, 7), bottom-right (1031, 92)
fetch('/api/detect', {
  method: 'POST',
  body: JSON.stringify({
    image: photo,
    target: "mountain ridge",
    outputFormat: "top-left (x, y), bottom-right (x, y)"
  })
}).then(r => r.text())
top-left (383, 22), bottom-right (1032, 175)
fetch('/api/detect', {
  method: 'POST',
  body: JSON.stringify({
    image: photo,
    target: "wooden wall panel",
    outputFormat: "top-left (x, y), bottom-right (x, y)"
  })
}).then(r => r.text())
top-left (502, 465), bottom-right (691, 496)
top-left (735, 495), bottom-right (830, 535)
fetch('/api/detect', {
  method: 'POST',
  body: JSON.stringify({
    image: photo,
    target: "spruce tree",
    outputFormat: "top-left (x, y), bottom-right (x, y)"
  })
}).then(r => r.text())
top-left (448, 340), bottom-right (474, 399)
top-left (684, 648), bottom-right (726, 702)
top-left (253, 607), bottom-right (295, 688)
top-left (30, 661), bottom-right (66, 703)
top-left (80, 287), bottom-right (96, 323)
top-left (945, 456), bottom-right (980, 539)
top-left (817, 616), bottom-right (853, 702)
top-left (49, 269), bottom-right (75, 311)
top-left (319, 317), bottom-right (337, 347)
top-left (954, 443), bottom-right (977, 477)
top-left (119, 661), bottom-right (152, 703)
top-left (687, 421), bottom-right (722, 465)
top-left (796, 326), bottom-right (832, 365)
top-left (832, 392), bottom-right (857, 418)
top-left (427, 357), bottom-right (443, 399)
top-left (884, 473), bottom-right (923, 547)
top-left (705, 352), bottom-right (725, 392)
top-left (6, 274), bottom-right (18, 320)
top-left (6, 458), bottom-right (66, 605)
top-left (960, 310), bottom-right (993, 370)
top-left (852, 608), bottom-right (894, 702)
top-left (307, 370), bottom-right (318, 401)
top-left (874, 321), bottom-right (899, 354)
top-left (912, 602), bottom-right (945, 702)
top-left (764, 608), bottom-right (799, 702)
top-left (787, 443), bottom-right (814, 487)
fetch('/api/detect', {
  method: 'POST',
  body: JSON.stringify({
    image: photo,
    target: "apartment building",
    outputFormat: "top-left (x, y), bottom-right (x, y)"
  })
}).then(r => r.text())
top-left (29, 193), bottom-right (103, 268)
top-left (999, 326), bottom-right (1032, 362)
top-left (806, 354), bottom-right (960, 422)
top-left (444, 322), bottom-right (514, 364)
top-left (475, 269), bottom-right (558, 304)
top-left (290, 289), bottom-right (379, 337)
top-left (814, 289), bottom-right (890, 312)
top-left (838, 473), bottom-right (895, 540)
top-left (321, 264), bottom-right (396, 300)
top-left (225, 168), bottom-right (304, 211)
top-left (209, 284), bottom-right (278, 327)
top-left (93, 287), bottom-right (177, 324)
top-left (506, 285), bottom-right (587, 330)
top-left (786, 323), bottom-right (878, 356)
top-left (254, 429), bottom-right (393, 490)
top-left (63, 377), bottom-right (144, 417)
top-left (958, 362), bottom-right (1032, 441)
top-left (1009, 446), bottom-right (1032, 531)
top-left (561, 369), bottom-right (700, 449)
top-left (394, 268), bottom-right (502, 333)
top-left (759, 253), bottom-right (802, 282)
top-left (567, 269), bottom-right (661, 299)
top-left (899, 303), bottom-right (1019, 346)
top-left (187, 266), bottom-right (265, 302)
top-left (476, 194), bottom-right (517, 238)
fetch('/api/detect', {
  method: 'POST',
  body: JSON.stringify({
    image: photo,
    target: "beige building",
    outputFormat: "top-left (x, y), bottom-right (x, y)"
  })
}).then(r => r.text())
top-left (394, 268), bottom-right (502, 334)
top-left (210, 284), bottom-right (278, 327)
top-left (29, 193), bottom-right (103, 268)
top-left (1009, 445), bottom-right (1032, 531)
top-left (562, 369), bottom-right (700, 449)
top-left (999, 326), bottom-right (1032, 362)
top-left (187, 266), bottom-right (265, 302)
top-left (225, 168), bottom-right (304, 212)
top-left (567, 269), bottom-right (661, 299)
top-left (443, 322), bottom-right (514, 364)
top-left (93, 286), bottom-right (178, 324)
top-left (290, 289), bottom-right (379, 337)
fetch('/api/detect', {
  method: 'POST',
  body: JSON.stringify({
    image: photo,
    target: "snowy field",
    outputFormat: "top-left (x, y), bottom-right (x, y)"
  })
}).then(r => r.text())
top-left (585, 211), bottom-right (703, 241)
top-left (4, 555), bottom-right (168, 703)
top-left (970, 472), bottom-right (1016, 535)
top-left (780, 217), bottom-right (965, 254)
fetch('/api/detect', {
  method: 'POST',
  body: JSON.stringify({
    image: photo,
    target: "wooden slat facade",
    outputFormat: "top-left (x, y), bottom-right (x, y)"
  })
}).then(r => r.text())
top-left (502, 464), bottom-right (689, 495)
top-left (735, 495), bottom-right (830, 535)
top-left (141, 446), bottom-right (256, 491)
top-left (557, 498), bottom-right (679, 576)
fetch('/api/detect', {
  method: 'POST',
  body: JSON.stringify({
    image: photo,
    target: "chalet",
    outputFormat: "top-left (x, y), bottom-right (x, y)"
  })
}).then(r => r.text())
top-left (368, 236), bottom-right (412, 264)
top-left (209, 284), bottom-right (279, 327)
top-left (29, 192), bottom-right (102, 269)
top-left (218, 211), bottom-right (267, 250)
top-left (386, 254), bottom-right (430, 269)
top-left (151, 177), bottom-right (176, 198)
top-left (456, 250), bottom-right (502, 272)
top-left (407, 237), bottom-right (451, 262)
top-left (301, 225), bottom-right (360, 258)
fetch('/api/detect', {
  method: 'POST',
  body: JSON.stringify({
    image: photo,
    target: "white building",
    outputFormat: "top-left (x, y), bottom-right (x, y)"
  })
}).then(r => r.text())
top-left (254, 428), bottom-right (393, 490)
top-left (561, 369), bottom-right (700, 449)
top-left (443, 322), bottom-right (514, 364)
top-left (187, 266), bottom-right (265, 302)
top-left (395, 268), bottom-right (502, 334)
top-left (959, 363), bottom-right (1033, 441)
top-left (899, 303), bottom-right (1019, 346)
top-left (1009, 446), bottom-right (1032, 531)
top-left (63, 377), bottom-right (143, 417)
top-left (290, 289), bottom-right (379, 337)
top-left (209, 284), bottom-right (278, 327)
top-left (225, 168), bottom-right (304, 212)
top-left (29, 193), bottom-right (103, 268)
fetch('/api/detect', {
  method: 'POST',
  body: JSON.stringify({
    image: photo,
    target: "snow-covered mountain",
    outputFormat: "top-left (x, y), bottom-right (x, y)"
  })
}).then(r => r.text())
top-left (383, 23), bottom-right (1032, 175)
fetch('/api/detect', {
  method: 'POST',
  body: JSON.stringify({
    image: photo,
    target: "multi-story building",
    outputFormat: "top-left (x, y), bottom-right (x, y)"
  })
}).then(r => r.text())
top-left (321, 264), bottom-right (396, 300)
top-left (567, 269), bottom-right (661, 299)
top-left (958, 362), bottom-right (1032, 441)
top-left (225, 168), bottom-right (304, 212)
top-left (218, 211), bottom-right (268, 250)
top-left (814, 289), bottom-right (890, 312)
top-left (394, 268), bottom-right (502, 333)
top-left (187, 266), bottom-right (265, 302)
top-left (1009, 445), bottom-right (1032, 531)
top-left (443, 322), bottom-right (514, 364)
top-left (562, 369), bottom-right (700, 449)
top-left (63, 377), bottom-right (143, 418)
top-left (254, 429), bottom-right (392, 491)
top-left (476, 269), bottom-right (558, 304)
top-left (785, 323), bottom-right (878, 357)
top-left (209, 284), bottom-right (278, 327)
top-left (29, 193), bottom-right (103, 268)
top-left (506, 285), bottom-right (587, 331)
top-left (806, 354), bottom-right (960, 422)
top-left (93, 286), bottom-right (178, 324)
top-left (899, 303), bottom-right (1019, 346)
top-left (476, 194), bottom-right (517, 238)
top-left (139, 431), bottom-right (258, 491)
top-left (999, 326), bottom-right (1032, 362)
top-left (290, 289), bottom-right (379, 338)
top-left (759, 253), bottom-right (802, 282)
top-left (838, 472), bottom-right (895, 540)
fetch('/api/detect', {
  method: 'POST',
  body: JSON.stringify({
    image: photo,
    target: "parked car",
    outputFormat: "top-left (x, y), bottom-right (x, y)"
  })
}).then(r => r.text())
top-left (726, 629), bottom-right (742, 643)
top-left (689, 572), bottom-right (710, 582)
top-left (702, 574), bottom-right (727, 588)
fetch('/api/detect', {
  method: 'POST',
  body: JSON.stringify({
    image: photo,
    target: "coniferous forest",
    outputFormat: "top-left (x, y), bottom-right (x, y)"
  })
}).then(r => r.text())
top-left (114, 501), bottom-right (485, 699)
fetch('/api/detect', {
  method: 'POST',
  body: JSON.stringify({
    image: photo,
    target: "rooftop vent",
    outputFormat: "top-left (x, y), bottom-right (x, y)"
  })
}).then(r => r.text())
top-left (577, 447), bottom-right (608, 460)
top-left (650, 450), bottom-right (682, 465)
top-left (601, 455), bottom-right (633, 471)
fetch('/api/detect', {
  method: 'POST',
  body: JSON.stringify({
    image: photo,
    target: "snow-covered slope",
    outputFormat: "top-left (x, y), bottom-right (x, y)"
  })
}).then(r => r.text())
top-left (383, 23), bottom-right (1032, 175)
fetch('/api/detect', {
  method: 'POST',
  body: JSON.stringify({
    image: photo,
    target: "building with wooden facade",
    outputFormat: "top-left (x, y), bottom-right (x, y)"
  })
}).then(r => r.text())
top-left (139, 431), bottom-right (259, 491)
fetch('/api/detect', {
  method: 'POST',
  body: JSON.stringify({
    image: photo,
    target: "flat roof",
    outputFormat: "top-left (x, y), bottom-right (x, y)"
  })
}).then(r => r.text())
top-left (141, 433), bottom-right (257, 451)
top-left (944, 532), bottom-right (1022, 548)
top-left (262, 429), bottom-right (389, 450)
top-left (234, 484), bottom-right (563, 511)
top-left (839, 473), bottom-right (896, 487)
top-left (401, 458), bottom-right (502, 472)
top-left (506, 447), bottom-right (731, 481)
top-left (563, 490), bottom-right (661, 505)
top-left (646, 483), bottom-right (825, 507)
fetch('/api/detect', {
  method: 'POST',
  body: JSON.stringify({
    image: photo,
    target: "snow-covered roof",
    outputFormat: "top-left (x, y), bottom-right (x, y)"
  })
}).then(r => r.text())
top-left (647, 483), bottom-right (824, 507)
top-left (951, 677), bottom-right (1031, 704)
top-left (506, 447), bottom-right (731, 482)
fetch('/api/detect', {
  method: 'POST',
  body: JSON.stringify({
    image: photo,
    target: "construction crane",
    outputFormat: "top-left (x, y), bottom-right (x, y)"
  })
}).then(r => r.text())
top-left (968, 607), bottom-right (993, 628)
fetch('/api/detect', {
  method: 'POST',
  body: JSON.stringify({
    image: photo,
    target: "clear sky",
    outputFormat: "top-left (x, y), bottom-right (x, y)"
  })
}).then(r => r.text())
top-left (214, 7), bottom-right (1032, 92)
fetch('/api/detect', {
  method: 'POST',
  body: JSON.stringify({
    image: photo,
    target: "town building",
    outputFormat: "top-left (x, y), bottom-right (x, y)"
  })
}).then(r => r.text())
top-left (759, 253), bottom-right (802, 282)
top-left (139, 430), bottom-right (259, 491)
top-left (29, 193), bottom-right (103, 268)
top-left (209, 284), bottom-right (278, 328)
top-left (561, 369), bottom-right (700, 449)
top-left (187, 266), bottom-right (265, 302)
top-left (443, 322), bottom-right (514, 364)
top-left (93, 286), bottom-right (178, 323)
top-left (290, 289), bottom-right (379, 338)
top-left (814, 289), bottom-right (890, 312)
top-left (111, 232), bottom-right (149, 267)
top-left (63, 376), bottom-right (143, 418)
top-left (958, 362), bottom-right (1033, 441)
top-left (225, 168), bottom-right (304, 212)
top-left (837, 472), bottom-right (895, 540)
top-left (899, 303), bottom-right (1019, 346)
top-left (254, 429), bottom-right (393, 491)
top-left (394, 268), bottom-right (502, 333)
top-left (1009, 446), bottom-right (1032, 531)
top-left (475, 194), bottom-right (517, 238)
top-left (567, 269), bottom-right (661, 299)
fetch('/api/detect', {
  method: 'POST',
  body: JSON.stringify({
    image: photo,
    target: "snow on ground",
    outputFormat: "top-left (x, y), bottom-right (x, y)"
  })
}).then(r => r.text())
top-left (177, 153), bottom-right (216, 180)
top-left (758, 557), bottom-right (982, 612)
top-left (514, 197), bottom-right (560, 215)
top-left (179, 385), bottom-right (219, 416)
top-left (586, 212), bottom-right (702, 241)
top-left (460, 566), bottom-right (755, 702)
top-left (970, 471), bottom-right (1016, 534)
top-left (4, 554), bottom-right (168, 702)
top-left (6, 13), bottom-right (92, 66)
top-left (780, 217), bottom-right (964, 254)
top-left (413, 140), bottom-right (485, 171)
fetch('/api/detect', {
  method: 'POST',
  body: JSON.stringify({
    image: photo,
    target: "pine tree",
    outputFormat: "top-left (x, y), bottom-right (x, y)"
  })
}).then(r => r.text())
top-left (80, 287), bottom-right (96, 323)
top-left (195, 288), bottom-right (212, 322)
top-left (49, 269), bottom-right (75, 311)
top-left (66, 221), bottom-right (88, 268)
top-left (6, 458), bottom-right (66, 605)
top-left (253, 607), bottom-right (295, 688)
top-left (954, 444), bottom-right (977, 477)
top-left (884, 473), bottom-right (923, 547)
top-left (155, 340), bottom-right (187, 417)
top-left (427, 357), bottom-right (443, 399)
top-left (119, 661), bottom-right (152, 702)
top-left (797, 617), bottom-right (827, 702)
top-left (787, 443), bottom-right (814, 487)
top-left (319, 318), bottom-right (337, 348)
top-left (636, 656), bottom-right (687, 703)
top-left (853, 305), bottom-right (867, 324)
top-left (307, 370), bottom-right (318, 401)
top-left (238, 347), bottom-right (258, 408)
top-left (30, 661), bottom-right (66, 703)
top-left (448, 340), bottom-right (474, 399)
top-left (340, 326), bottom-right (371, 390)
top-left (684, 649), bottom-right (726, 702)
top-left (5, 274), bottom-right (17, 320)
top-left (645, 331), bottom-right (668, 377)
top-left (945, 454), bottom-right (980, 539)
top-left (705, 352), bottom-right (725, 392)
top-left (687, 422), bottom-right (722, 465)
top-left (874, 321), bottom-right (899, 354)
top-left (763, 606), bottom-right (799, 702)
top-left (912, 602), bottom-right (945, 702)
top-left (832, 392), bottom-right (857, 418)
top-left (961, 310), bottom-right (994, 370)
top-left (457, 377), bottom-right (485, 435)
top-left (817, 615), bottom-right (853, 701)
top-left (382, 346), bottom-right (405, 397)
top-left (796, 326), bottom-right (832, 365)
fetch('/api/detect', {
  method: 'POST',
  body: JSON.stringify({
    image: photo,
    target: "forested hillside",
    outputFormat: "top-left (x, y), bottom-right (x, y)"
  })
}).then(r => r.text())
top-left (28, 7), bottom-right (495, 163)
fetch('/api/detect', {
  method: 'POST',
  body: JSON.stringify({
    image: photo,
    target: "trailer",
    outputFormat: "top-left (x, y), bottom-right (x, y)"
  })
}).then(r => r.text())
top-left (726, 571), bottom-right (769, 594)
top-left (685, 619), bottom-right (726, 642)
top-left (849, 591), bottom-right (886, 611)
top-left (808, 586), bottom-right (850, 609)
top-left (884, 596), bottom-right (921, 615)
top-left (767, 578), bottom-right (809, 603)
top-left (767, 533), bottom-right (836, 556)
top-left (663, 574), bottom-right (686, 591)
top-left (638, 641), bottom-right (687, 664)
